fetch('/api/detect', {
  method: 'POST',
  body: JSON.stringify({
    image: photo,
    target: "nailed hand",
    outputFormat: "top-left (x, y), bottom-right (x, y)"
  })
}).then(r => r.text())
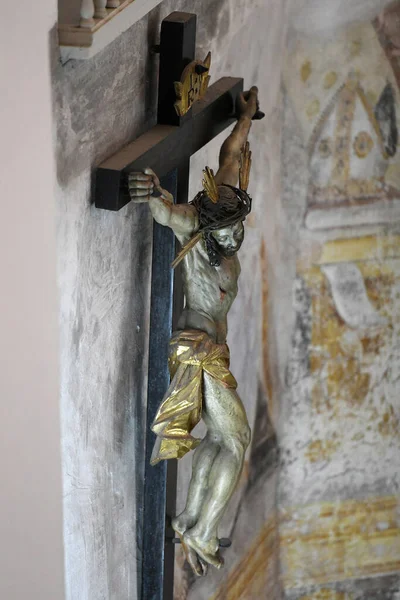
top-left (237, 86), bottom-right (259, 120)
top-left (128, 168), bottom-right (173, 203)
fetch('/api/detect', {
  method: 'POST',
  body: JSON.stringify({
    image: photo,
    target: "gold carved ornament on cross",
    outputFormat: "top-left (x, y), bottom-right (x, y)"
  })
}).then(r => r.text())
top-left (174, 52), bottom-right (212, 116)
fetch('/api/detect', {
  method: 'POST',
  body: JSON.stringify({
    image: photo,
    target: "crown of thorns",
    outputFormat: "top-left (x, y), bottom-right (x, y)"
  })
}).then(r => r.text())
top-left (191, 184), bottom-right (252, 233)
top-left (171, 142), bottom-right (252, 268)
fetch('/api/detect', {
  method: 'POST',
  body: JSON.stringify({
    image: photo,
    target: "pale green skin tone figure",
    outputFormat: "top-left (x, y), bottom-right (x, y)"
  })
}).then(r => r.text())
top-left (129, 87), bottom-right (259, 576)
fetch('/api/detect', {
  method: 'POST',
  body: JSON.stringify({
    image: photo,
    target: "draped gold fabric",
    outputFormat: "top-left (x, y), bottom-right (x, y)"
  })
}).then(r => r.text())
top-left (150, 329), bottom-right (237, 465)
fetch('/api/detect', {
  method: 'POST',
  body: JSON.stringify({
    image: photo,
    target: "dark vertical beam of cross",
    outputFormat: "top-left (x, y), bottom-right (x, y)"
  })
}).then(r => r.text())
top-left (142, 169), bottom-right (176, 600)
top-left (157, 13), bottom-right (196, 127)
top-left (142, 14), bottom-right (197, 600)
top-left (157, 25), bottom-right (198, 592)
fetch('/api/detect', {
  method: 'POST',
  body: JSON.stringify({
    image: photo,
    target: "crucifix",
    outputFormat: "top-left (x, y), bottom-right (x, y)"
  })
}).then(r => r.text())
top-left (95, 11), bottom-right (262, 600)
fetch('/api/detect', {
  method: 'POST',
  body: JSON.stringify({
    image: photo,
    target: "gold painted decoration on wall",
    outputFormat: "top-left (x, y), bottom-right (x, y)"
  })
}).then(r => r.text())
top-left (317, 234), bottom-right (400, 266)
top-left (323, 71), bottom-right (338, 89)
top-left (305, 438), bottom-right (340, 463)
top-left (353, 131), bottom-right (374, 158)
top-left (301, 60), bottom-right (312, 82)
top-left (310, 179), bottom-right (386, 205)
top-left (299, 590), bottom-right (350, 600)
top-left (298, 253), bottom-right (398, 423)
top-left (306, 98), bottom-right (320, 119)
top-left (304, 76), bottom-right (399, 229)
top-left (308, 80), bottom-right (388, 163)
top-left (174, 52), bottom-right (211, 116)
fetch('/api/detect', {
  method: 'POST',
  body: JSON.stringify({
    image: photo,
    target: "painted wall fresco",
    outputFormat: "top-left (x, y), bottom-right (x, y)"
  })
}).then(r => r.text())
top-left (280, 11), bottom-right (400, 599)
top-left (284, 21), bottom-right (400, 231)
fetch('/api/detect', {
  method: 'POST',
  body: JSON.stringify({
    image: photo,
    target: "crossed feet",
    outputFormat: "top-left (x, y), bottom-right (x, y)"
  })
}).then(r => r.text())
top-left (171, 512), bottom-right (224, 577)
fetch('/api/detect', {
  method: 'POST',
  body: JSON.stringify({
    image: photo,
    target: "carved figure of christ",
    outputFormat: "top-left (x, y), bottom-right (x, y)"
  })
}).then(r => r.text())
top-left (128, 87), bottom-right (259, 575)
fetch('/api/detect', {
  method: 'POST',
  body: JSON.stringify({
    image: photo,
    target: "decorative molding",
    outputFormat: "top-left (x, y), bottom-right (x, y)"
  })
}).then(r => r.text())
top-left (58, 0), bottom-right (164, 63)
top-left (319, 235), bottom-right (400, 265)
top-left (297, 234), bottom-right (400, 273)
top-left (280, 495), bottom-right (400, 589)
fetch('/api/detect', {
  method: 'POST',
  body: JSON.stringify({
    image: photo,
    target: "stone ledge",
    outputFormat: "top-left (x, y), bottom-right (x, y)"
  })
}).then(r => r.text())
top-left (58, 0), bottom-right (163, 63)
top-left (305, 198), bottom-right (400, 231)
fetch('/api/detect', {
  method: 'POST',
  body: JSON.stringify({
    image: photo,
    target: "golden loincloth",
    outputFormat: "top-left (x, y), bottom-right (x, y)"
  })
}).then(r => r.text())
top-left (150, 329), bottom-right (237, 465)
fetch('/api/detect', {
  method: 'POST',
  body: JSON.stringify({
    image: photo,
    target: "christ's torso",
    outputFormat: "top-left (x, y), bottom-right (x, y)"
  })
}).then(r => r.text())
top-left (177, 238), bottom-right (241, 344)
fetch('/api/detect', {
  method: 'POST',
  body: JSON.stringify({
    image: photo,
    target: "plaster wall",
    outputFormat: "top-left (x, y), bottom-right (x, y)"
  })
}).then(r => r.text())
top-left (52, 1), bottom-right (400, 599)
top-left (53, 1), bottom-right (287, 599)
top-left (0, 1), bottom-right (65, 598)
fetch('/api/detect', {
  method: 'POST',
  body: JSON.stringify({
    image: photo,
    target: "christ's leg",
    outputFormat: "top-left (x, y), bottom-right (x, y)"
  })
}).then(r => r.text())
top-left (172, 429), bottom-right (220, 576)
top-left (183, 373), bottom-right (251, 569)
top-left (172, 428), bottom-right (220, 536)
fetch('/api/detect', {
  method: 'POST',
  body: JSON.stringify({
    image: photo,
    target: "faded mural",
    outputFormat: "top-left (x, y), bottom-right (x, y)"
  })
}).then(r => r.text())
top-left (280, 7), bottom-right (400, 599)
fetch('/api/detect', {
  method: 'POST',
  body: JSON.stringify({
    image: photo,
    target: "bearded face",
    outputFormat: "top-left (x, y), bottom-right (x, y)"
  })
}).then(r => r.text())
top-left (190, 184), bottom-right (251, 266)
top-left (211, 221), bottom-right (245, 257)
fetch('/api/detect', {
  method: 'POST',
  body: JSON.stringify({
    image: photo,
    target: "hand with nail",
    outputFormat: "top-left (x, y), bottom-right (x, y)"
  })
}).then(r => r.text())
top-left (128, 167), bottom-right (174, 204)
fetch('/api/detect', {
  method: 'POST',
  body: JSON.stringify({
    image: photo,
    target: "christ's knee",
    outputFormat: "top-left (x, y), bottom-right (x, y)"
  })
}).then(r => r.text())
top-left (236, 423), bottom-right (251, 451)
top-left (223, 425), bottom-right (251, 463)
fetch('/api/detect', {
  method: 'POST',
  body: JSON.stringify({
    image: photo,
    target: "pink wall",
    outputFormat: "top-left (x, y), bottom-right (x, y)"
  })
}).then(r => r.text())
top-left (0, 2), bottom-right (65, 598)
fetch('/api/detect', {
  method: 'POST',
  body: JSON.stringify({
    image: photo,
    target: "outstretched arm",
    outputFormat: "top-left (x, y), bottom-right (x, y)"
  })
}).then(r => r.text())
top-left (129, 168), bottom-right (199, 236)
top-left (215, 86), bottom-right (259, 187)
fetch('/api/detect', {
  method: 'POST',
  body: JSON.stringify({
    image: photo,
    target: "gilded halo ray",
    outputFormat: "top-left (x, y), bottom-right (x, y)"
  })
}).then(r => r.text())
top-left (202, 167), bottom-right (219, 203)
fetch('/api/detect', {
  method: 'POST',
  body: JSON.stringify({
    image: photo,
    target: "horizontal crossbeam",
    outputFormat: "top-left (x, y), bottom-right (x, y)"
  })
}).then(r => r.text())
top-left (95, 76), bottom-right (243, 210)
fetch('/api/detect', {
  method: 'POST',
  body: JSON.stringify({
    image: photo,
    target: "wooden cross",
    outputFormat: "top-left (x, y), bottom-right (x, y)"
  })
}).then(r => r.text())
top-left (95, 12), bottom-right (245, 600)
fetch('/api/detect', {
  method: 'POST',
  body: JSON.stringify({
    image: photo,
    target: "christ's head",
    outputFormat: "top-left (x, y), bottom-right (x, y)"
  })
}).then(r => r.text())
top-left (211, 221), bottom-right (245, 257)
top-left (190, 184), bottom-right (251, 266)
